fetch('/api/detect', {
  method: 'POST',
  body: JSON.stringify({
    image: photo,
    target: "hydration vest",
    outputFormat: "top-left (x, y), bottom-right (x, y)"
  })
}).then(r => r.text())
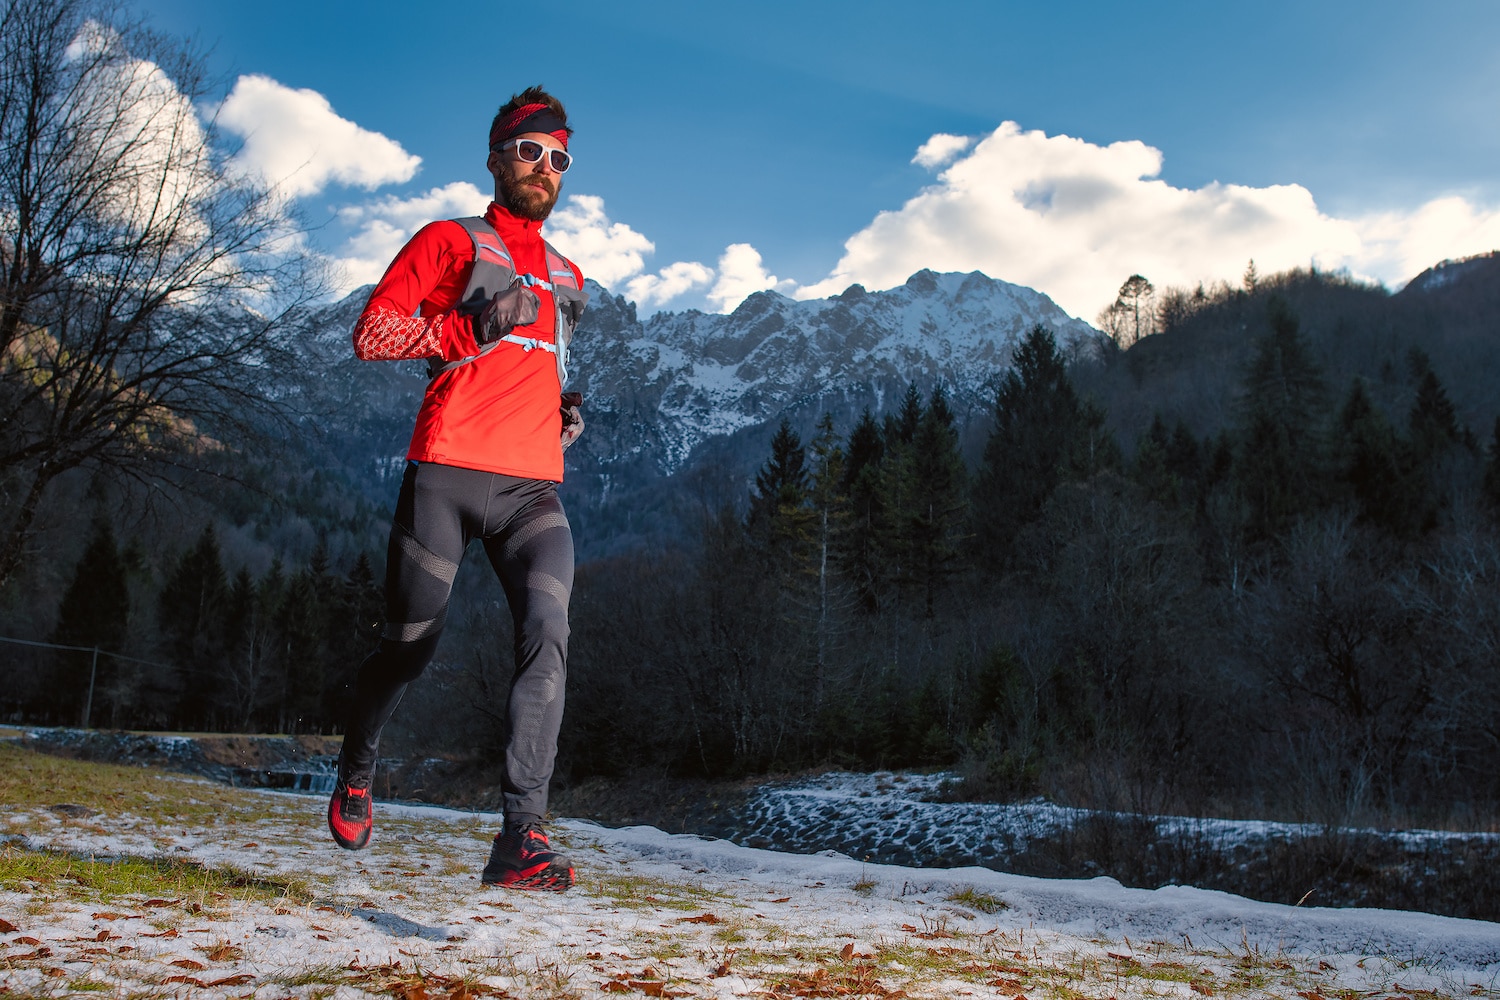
top-left (425, 216), bottom-right (589, 387)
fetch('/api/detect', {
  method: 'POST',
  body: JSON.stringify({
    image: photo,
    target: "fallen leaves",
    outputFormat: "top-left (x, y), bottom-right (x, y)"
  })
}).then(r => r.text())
top-left (676, 913), bottom-right (721, 924)
top-left (761, 964), bottom-right (906, 999)
top-left (197, 942), bottom-right (244, 962)
top-left (0, 919), bottom-right (15, 933)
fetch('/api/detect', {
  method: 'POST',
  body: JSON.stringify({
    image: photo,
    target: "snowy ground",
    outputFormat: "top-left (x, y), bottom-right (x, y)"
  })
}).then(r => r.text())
top-left (3, 756), bottom-right (1500, 999)
top-left (733, 771), bottom-right (1500, 866)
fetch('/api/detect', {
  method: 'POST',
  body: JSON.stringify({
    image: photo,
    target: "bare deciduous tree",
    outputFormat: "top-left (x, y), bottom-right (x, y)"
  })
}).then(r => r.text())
top-left (0, 0), bottom-right (321, 588)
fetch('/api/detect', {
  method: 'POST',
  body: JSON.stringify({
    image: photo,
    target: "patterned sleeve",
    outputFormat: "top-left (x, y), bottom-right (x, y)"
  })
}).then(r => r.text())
top-left (351, 222), bottom-right (479, 361)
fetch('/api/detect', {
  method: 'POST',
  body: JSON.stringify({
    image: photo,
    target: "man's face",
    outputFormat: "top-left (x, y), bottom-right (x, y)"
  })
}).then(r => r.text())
top-left (489, 130), bottom-right (565, 221)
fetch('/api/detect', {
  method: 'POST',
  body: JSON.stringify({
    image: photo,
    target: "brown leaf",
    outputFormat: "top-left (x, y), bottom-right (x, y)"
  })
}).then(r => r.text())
top-left (0, 919), bottom-right (16, 933)
top-left (11, 948), bottom-right (52, 961)
top-left (629, 983), bottom-right (665, 997)
top-left (14, 936), bottom-right (41, 945)
top-left (207, 974), bottom-right (256, 987)
top-left (600, 984), bottom-right (630, 994)
top-left (677, 913), bottom-right (721, 924)
top-left (142, 898), bottom-right (179, 907)
top-left (43, 967), bottom-right (67, 978)
top-left (241, 842), bottom-right (258, 848)
top-left (1191, 983), bottom-right (1214, 997)
top-left (90, 912), bottom-right (124, 921)
top-left (142, 928), bottom-right (179, 938)
top-left (200, 943), bottom-right (244, 962)
top-left (161, 975), bottom-right (207, 987)
top-left (172, 959), bottom-right (207, 971)
top-left (769, 896), bottom-right (791, 903)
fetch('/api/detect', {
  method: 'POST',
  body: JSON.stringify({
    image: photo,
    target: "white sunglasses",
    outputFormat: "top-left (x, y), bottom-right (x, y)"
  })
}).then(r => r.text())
top-left (498, 138), bottom-right (573, 173)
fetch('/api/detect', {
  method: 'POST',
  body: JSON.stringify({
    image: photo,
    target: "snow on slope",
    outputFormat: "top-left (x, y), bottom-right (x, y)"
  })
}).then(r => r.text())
top-left (571, 269), bottom-right (1097, 475)
top-left (3, 771), bottom-right (1498, 999)
top-left (731, 771), bottom-right (1500, 869)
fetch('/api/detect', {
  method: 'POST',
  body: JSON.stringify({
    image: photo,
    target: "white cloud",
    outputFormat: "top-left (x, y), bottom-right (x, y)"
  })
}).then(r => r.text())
top-left (219, 74), bottom-right (420, 198)
top-left (63, 22), bottom-right (217, 241)
top-left (334, 182), bottom-right (490, 288)
top-left (324, 119), bottom-right (1500, 315)
top-left (800, 121), bottom-right (1374, 319)
top-left (545, 195), bottom-right (658, 289)
top-left (330, 188), bottom-right (717, 304)
top-left (912, 133), bottom-right (974, 169)
top-left (707, 244), bottom-right (796, 313)
top-left (1352, 196), bottom-right (1500, 289)
top-left (625, 261), bottom-right (716, 310)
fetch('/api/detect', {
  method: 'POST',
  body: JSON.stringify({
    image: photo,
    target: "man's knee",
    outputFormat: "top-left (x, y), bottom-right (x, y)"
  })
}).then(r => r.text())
top-left (518, 604), bottom-right (570, 651)
top-left (364, 633), bottom-right (441, 686)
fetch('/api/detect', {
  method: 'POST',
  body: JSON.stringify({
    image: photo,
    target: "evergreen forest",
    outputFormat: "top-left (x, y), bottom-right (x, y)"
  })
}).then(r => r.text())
top-left (8, 261), bottom-right (1500, 832)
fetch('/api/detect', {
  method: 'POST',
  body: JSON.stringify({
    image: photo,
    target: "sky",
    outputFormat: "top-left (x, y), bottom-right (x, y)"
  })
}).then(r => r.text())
top-left (129, 0), bottom-right (1500, 322)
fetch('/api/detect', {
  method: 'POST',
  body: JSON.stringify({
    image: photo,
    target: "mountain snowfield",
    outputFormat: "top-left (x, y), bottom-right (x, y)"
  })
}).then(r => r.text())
top-left (3, 749), bottom-right (1499, 999)
top-left (568, 269), bottom-right (1096, 476)
top-left (303, 267), bottom-right (1100, 554)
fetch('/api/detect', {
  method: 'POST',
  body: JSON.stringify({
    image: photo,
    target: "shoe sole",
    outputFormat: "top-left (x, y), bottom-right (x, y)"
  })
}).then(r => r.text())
top-left (481, 862), bottom-right (574, 891)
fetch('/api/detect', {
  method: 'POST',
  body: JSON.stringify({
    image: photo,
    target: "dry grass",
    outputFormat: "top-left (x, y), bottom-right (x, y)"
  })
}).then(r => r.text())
top-left (0, 741), bottom-right (1484, 999)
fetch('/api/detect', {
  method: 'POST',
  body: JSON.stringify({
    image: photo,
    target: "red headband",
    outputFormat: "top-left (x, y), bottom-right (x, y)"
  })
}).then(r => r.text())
top-left (490, 102), bottom-right (569, 150)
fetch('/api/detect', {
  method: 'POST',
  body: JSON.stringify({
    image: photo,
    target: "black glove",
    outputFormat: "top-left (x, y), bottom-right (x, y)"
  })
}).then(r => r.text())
top-left (475, 278), bottom-right (539, 345)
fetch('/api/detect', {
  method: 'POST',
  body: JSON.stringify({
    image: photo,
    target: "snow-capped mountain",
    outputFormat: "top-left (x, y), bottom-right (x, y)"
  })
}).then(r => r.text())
top-left (568, 268), bottom-right (1095, 477)
top-left (297, 268), bottom-right (1096, 556)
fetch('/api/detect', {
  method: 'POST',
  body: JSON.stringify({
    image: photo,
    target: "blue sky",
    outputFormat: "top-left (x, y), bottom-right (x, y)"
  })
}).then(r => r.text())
top-left (135, 0), bottom-right (1500, 319)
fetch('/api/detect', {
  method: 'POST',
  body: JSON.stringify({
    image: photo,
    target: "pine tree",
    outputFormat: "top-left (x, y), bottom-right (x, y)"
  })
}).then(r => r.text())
top-left (1235, 299), bottom-right (1328, 543)
top-left (222, 568), bottom-right (265, 729)
top-left (158, 525), bottom-right (229, 728)
top-left (1333, 377), bottom-right (1427, 537)
top-left (972, 325), bottom-right (1115, 569)
top-left (321, 552), bottom-right (384, 725)
top-left (53, 518), bottom-right (130, 654)
top-left (807, 414), bottom-right (851, 703)
top-left (50, 517), bottom-right (130, 724)
top-left (892, 384), bottom-right (923, 446)
top-left (840, 408), bottom-right (886, 613)
top-left (908, 384), bottom-right (969, 616)
top-left (1407, 349), bottom-right (1467, 457)
top-left (1483, 417), bottom-right (1500, 517)
top-left (748, 418), bottom-right (812, 542)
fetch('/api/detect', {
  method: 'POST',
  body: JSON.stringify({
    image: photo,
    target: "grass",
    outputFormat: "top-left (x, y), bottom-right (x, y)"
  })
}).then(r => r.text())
top-left (0, 842), bottom-right (312, 910)
top-left (0, 741), bottom-right (1483, 1000)
top-left (0, 739), bottom-right (275, 829)
top-left (944, 885), bottom-right (1009, 914)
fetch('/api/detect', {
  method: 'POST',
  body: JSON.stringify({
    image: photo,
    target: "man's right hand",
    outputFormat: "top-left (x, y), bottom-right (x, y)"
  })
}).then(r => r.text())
top-left (475, 279), bottom-right (540, 345)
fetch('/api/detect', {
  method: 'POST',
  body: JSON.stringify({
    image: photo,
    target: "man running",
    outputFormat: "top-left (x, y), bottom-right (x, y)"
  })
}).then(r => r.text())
top-left (327, 85), bottom-right (587, 892)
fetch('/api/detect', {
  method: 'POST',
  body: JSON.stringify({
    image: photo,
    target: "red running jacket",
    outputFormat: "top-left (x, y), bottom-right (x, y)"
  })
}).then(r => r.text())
top-left (353, 202), bottom-right (584, 482)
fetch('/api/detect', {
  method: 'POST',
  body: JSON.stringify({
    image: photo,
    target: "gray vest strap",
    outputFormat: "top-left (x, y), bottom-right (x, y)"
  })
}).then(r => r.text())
top-left (425, 217), bottom-right (588, 385)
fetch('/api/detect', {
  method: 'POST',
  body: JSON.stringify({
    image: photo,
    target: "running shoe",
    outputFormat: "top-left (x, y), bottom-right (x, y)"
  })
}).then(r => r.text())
top-left (327, 777), bottom-right (373, 851)
top-left (480, 822), bottom-right (574, 890)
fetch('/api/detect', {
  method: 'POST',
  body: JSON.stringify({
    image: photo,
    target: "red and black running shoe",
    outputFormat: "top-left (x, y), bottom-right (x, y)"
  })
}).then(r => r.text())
top-left (480, 823), bottom-right (574, 891)
top-left (327, 778), bottom-right (373, 851)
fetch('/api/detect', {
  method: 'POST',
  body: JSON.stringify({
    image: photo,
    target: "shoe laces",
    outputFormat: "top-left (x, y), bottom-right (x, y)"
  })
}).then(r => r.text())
top-left (337, 782), bottom-right (370, 820)
top-left (506, 822), bottom-right (548, 845)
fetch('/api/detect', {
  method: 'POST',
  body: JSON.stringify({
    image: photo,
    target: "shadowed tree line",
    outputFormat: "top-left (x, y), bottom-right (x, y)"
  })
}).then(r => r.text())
top-left (9, 521), bottom-right (382, 733)
top-left (555, 276), bottom-right (1500, 828)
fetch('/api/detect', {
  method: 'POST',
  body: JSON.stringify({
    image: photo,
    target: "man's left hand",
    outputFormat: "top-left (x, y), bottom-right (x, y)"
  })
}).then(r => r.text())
top-left (560, 392), bottom-right (584, 450)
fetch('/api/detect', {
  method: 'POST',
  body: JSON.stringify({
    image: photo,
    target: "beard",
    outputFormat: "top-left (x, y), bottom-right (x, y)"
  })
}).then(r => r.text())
top-left (500, 168), bottom-right (559, 221)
